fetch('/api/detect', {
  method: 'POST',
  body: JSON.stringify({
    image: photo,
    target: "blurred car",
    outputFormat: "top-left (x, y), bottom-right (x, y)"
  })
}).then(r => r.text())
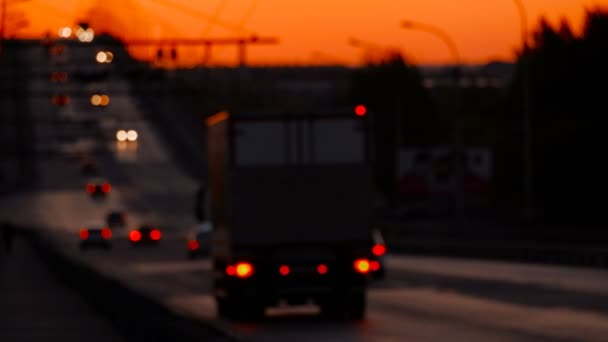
top-left (80, 156), bottom-right (98, 176)
top-left (90, 94), bottom-right (110, 107)
top-left (186, 222), bottom-right (212, 259)
top-left (86, 178), bottom-right (111, 198)
top-left (129, 225), bottom-right (162, 246)
top-left (50, 71), bottom-right (68, 82)
top-left (370, 229), bottom-right (387, 280)
top-left (115, 129), bottom-right (138, 142)
top-left (52, 94), bottom-right (71, 106)
top-left (106, 211), bottom-right (127, 229)
top-left (79, 225), bottom-right (112, 250)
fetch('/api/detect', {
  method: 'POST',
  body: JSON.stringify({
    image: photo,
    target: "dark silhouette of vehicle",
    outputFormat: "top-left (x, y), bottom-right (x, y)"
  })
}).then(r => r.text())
top-left (85, 179), bottom-right (111, 199)
top-left (79, 226), bottom-right (112, 251)
top-left (206, 109), bottom-right (375, 321)
top-left (186, 222), bottom-right (212, 259)
top-left (105, 211), bottom-right (127, 230)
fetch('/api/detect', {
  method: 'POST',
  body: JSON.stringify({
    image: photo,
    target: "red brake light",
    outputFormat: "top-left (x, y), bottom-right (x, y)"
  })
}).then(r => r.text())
top-left (370, 260), bottom-right (380, 271)
top-left (79, 229), bottom-right (89, 240)
top-left (86, 183), bottom-right (96, 194)
top-left (354, 104), bottom-right (367, 116)
top-left (129, 230), bottom-right (141, 242)
top-left (354, 258), bottom-right (371, 274)
top-left (150, 229), bottom-right (162, 241)
top-left (279, 265), bottom-right (290, 276)
top-left (226, 265), bottom-right (236, 276)
top-left (101, 183), bottom-right (111, 193)
top-left (317, 264), bottom-right (328, 275)
top-left (101, 228), bottom-right (112, 239)
top-left (187, 240), bottom-right (199, 251)
top-left (235, 262), bottom-right (254, 278)
top-left (372, 244), bottom-right (386, 256)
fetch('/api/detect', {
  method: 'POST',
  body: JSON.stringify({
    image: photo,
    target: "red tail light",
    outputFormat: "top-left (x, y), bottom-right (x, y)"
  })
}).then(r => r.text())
top-left (279, 265), bottom-right (290, 276)
top-left (86, 183), bottom-right (96, 194)
top-left (187, 240), bottom-right (199, 251)
top-left (317, 264), bottom-right (328, 275)
top-left (354, 258), bottom-right (371, 274)
top-left (226, 265), bottom-right (236, 276)
top-left (354, 104), bottom-right (367, 116)
top-left (129, 230), bottom-right (141, 242)
top-left (150, 229), bottom-right (162, 241)
top-left (372, 244), bottom-right (386, 256)
top-left (101, 228), bottom-right (112, 239)
top-left (79, 229), bottom-right (89, 240)
top-left (226, 262), bottom-right (255, 278)
top-left (236, 262), bottom-right (254, 278)
top-left (370, 260), bottom-right (380, 271)
top-left (101, 183), bottom-right (111, 193)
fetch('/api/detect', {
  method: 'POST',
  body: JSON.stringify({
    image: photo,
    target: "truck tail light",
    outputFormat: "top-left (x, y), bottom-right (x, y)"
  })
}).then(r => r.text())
top-left (235, 262), bottom-right (254, 278)
top-left (79, 229), bottom-right (89, 240)
top-left (372, 244), bottom-right (386, 256)
top-left (354, 258), bottom-right (371, 274)
top-left (370, 260), bottom-right (380, 271)
top-left (226, 262), bottom-right (254, 278)
top-left (279, 265), bottom-right (290, 276)
top-left (317, 264), bottom-right (328, 275)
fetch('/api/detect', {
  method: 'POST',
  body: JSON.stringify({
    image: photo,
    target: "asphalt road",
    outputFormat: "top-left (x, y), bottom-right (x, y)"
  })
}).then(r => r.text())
top-left (2, 40), bottom-right (608, 342)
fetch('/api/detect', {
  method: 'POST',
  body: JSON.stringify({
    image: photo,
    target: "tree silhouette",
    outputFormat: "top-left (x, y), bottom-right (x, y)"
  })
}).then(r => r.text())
top-left (506, 8), bottom-right (608, 230)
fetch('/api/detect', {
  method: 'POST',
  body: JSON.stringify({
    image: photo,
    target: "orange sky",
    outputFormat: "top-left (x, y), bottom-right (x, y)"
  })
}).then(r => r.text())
top-left (5, 0), bottom-right (605, 66)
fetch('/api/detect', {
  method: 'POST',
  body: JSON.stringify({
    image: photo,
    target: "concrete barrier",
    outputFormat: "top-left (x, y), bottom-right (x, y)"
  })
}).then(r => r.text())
top-left (23, 227), bottom-right (235, 342)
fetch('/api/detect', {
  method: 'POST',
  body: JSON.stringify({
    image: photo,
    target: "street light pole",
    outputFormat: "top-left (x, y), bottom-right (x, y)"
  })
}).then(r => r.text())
top-left (400, 20), bottom-right (465, 219)
top-left (513, 0), bottom-right (534, 222)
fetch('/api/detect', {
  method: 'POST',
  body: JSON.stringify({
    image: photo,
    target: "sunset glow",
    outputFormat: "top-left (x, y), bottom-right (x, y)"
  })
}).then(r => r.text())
top-left (5, 0), bottom-right (605, 66)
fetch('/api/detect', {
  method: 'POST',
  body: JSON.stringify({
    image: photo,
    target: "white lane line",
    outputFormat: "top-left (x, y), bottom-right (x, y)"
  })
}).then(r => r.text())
top-left (371, 287), bottom-right (608, 342)
top-left (387, 254), bottom-right (608, 296)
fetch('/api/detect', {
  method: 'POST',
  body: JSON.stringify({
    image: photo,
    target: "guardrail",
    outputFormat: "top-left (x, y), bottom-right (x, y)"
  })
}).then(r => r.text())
top-left (22, 227), bottom-right (235, 342)
top-left (380, 219), bottom-right (608, 269)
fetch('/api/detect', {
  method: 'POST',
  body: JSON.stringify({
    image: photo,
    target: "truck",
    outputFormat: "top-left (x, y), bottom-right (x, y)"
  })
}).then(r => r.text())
top-left (205, 108), bottom-right (377, 321)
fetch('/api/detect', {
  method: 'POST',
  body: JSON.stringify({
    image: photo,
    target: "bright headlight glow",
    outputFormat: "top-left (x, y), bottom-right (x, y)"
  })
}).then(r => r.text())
top-left (116, 130), bottom-right (128, 142)
top-left (126, 130), bottom-right (138, 142)
top-left (100, 95), bottom-right (110, 106)
top-left (96, 51), bottom-right (107, 63)
top-left (91, 94), bottom-right (102, 106)
top-left (58, 27), bottom-right (72, 38)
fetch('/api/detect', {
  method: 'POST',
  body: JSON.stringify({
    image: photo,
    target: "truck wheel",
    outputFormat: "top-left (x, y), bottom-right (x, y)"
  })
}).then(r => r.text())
top-left (347, 292), bottom-right (367, 320)
top-left (320, 298), bottom-right (346, 320)
top-left (217, 298), bottom-right (265, 322)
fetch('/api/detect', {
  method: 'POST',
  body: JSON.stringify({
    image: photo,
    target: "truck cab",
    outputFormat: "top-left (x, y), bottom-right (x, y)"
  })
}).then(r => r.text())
top-left (206, 108), bottom-right (376, 321)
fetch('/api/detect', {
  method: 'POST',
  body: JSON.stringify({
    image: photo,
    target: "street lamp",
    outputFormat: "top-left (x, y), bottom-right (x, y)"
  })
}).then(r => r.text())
top-left (400, 20), bottom-right (461, 79)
